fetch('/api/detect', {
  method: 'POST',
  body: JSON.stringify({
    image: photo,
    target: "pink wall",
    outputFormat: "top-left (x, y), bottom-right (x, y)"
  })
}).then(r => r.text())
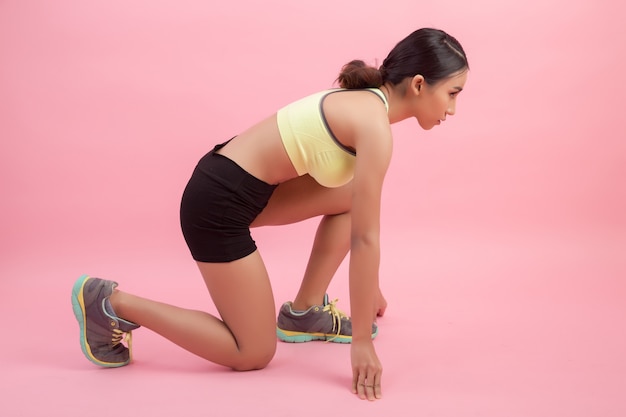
top-left (1, 1), bottom-right (624, 256)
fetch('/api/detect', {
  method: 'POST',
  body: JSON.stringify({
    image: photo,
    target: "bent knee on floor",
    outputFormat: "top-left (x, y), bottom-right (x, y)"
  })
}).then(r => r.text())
top-left (231, 353), bottom-right (275, 372)
top-left (230, 345), bottom-right (276, 372)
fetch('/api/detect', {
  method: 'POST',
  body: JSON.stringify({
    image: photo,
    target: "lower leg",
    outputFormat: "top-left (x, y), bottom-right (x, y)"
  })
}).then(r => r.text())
top-left (108, 254), bottom-right (277, 371)
top-left (109, 291), bottom-right (269, 370)
top-left (292, 212), bottom-right (350, 310)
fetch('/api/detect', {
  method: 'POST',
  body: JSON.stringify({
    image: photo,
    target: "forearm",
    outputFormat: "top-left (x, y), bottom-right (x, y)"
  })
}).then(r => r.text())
top-left (349, 238), bottom-right (379, 341)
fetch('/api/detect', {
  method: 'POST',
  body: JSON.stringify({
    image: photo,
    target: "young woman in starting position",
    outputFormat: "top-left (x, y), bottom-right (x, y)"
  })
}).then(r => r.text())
top-left (72, 27), bottom-right (469, 401)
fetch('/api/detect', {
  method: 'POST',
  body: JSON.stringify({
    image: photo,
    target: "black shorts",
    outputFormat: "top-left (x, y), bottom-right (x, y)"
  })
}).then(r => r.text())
top-left (180, 141), bottom-right (278, 262)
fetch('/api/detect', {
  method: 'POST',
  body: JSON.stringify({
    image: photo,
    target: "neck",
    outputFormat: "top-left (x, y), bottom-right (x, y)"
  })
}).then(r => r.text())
top-left (380, 82), bottom-right (411, 124)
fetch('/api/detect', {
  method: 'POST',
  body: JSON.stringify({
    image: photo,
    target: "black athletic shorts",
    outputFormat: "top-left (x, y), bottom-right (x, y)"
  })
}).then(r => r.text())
top-left (179, 141), bottom-right (278, 262)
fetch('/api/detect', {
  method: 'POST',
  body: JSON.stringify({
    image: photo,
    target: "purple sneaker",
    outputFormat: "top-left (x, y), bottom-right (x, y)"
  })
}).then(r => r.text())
top-left (276, 294), bottom-right (378, 343)
top-left (71, 275), bottom-right (139, 367)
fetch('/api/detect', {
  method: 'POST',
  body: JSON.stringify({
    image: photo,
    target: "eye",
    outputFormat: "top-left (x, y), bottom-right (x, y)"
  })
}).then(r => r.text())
top-left (449, 92), bottom-right (459, 98)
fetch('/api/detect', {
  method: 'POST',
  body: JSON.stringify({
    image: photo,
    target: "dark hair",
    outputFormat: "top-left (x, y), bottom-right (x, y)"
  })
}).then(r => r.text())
top-left (337, 28), bottom-right (469, 89)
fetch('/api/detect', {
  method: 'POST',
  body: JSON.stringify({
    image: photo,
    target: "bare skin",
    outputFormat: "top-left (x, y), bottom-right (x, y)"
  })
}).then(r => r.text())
top-left (109, 70), bottom-right (468, 400)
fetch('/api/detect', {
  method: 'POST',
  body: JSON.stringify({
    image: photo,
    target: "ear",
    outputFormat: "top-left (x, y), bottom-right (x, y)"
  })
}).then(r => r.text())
top-left (409, 75), bottom-right (425, 96)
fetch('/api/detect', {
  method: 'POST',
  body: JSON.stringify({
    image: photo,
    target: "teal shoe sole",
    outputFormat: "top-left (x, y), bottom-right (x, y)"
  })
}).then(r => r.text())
top-left (276, 327), bottom-right (378, 344)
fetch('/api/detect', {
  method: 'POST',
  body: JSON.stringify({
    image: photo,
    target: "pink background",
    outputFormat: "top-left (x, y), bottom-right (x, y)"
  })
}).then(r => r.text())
top-left (1, 0), bottom-right (625, 415)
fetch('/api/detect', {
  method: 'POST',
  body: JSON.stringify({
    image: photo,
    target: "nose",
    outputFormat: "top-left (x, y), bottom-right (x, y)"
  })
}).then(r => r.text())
top-left (447, 102), bottom-right (456, 116)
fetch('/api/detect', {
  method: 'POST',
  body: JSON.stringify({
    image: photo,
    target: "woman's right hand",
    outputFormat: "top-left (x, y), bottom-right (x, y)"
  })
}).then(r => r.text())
top-left (375, 287), bottom-right (387, 318)
top-left (351, 339), bottom-right (383, 401)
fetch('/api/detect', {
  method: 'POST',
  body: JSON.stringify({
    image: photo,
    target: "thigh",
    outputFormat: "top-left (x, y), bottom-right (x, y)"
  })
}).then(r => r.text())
top-left (251, 174), bottom-right (352, 227)
top-left (197, 251), bottom-right (277, 356)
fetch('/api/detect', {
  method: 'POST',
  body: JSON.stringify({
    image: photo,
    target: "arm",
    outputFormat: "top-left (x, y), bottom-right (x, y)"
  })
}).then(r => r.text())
top-left (349, 104), bottom-right (393, 401)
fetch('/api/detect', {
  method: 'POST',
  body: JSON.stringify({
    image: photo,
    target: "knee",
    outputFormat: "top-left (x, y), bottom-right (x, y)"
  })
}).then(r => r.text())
top-left (231, 344), bottom-right (276, 372)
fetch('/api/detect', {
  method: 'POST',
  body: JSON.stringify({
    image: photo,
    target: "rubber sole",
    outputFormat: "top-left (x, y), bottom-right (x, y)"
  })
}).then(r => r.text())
top-left (276, 327), bottom-right (378, 343)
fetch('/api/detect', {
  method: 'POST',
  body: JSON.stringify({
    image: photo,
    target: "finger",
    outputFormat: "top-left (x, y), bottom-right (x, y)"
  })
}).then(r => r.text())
top-left (356, 375), bottom-right (368, 400)
top-left (364, 372), bottom-right (377, 401)
top-left (352, 367), bottom-right (365, 397)
top-left (356, 381), bottom-right (372, 400)
top-left (374, 369), bottom-right (383, 399)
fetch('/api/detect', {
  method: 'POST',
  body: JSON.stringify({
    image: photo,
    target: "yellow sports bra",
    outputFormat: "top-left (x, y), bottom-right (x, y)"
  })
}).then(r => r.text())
top-left (277, 88), bottom-right (388, 188)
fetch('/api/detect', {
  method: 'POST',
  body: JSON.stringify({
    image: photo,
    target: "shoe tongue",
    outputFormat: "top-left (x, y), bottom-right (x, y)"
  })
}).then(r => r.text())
top-left (323, 294), bottom-right (329, 306)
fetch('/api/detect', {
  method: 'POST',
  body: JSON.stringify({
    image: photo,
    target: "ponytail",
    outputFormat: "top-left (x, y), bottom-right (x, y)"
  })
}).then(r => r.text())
top-left (336, 60), bottom-right (383, 89)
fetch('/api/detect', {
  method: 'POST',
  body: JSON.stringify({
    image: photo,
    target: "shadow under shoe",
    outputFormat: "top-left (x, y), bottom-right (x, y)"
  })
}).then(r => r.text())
top-left (71, 274), bottom-right (140, 367)
top-left (276, 294), bottom-right (378, 343)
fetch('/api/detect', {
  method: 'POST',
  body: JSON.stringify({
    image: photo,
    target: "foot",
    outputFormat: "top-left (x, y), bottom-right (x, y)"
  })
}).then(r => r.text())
top-left (276, 294), bottom-right (378, 343)
top-left (71, 275), bottom-right (140, 367)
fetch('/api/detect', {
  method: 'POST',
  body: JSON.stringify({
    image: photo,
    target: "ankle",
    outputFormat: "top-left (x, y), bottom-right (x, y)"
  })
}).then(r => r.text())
top-left (291, 295), bottom-right (323, 311)
top-left (108, 289), bottom-right (124, 317)
top-left (106, 290), bottom-right (140, 328)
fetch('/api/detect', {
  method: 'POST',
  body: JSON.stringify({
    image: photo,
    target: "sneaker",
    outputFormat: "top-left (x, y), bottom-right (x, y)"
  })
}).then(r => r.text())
top-left (276, 294), bottom-right (378, 343)
top-left (71, 274), bottom-right (140, 367)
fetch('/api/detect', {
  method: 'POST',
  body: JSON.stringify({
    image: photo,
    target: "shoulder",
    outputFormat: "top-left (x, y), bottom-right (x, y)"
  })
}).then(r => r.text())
top-left (324, 89), bottom-right (387, 112)
top-left (323, 89), bottom-right (390, 137)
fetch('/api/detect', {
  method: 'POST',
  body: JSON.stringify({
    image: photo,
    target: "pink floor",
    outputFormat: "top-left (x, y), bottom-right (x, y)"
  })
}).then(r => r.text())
top-left (2, 1), bottom-right (625, 416)
top-left (2, 229), bottom-right (624, 416)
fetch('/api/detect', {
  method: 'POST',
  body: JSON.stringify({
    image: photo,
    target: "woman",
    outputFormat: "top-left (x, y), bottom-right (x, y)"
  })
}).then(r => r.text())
top-left (71, 27), bottom-right (469, 401)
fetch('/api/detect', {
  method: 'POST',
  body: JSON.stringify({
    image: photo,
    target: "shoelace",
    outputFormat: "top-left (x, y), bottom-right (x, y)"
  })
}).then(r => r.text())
top-left (111, 329), bottom-right (134, 360)
top-left (322, 298), bottom-right (349, 341)
top-left (111, 328), bottom-right (124, 346)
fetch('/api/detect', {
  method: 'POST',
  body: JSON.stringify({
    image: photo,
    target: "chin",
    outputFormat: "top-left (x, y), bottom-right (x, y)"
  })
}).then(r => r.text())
top-left (416, 118), bottom-right (436, 130)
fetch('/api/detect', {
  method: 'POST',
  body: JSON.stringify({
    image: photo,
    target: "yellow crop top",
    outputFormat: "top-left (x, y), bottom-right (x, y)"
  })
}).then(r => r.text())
top-left (276, 88), bottom-right (389, 188)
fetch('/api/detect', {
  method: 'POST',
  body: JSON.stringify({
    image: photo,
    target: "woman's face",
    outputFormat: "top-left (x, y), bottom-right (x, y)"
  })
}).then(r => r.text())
top-left (413, 70), bottom-right (468, 130)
